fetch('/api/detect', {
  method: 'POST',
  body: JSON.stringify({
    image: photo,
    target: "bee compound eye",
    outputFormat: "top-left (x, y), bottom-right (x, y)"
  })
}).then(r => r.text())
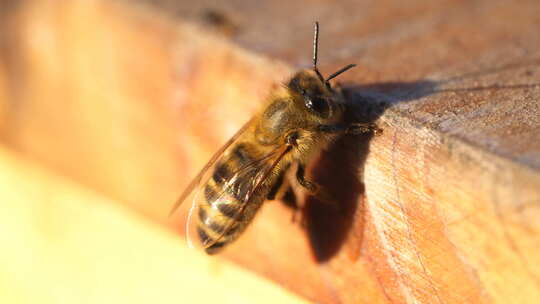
top-left (305, 95), bottom-right (330, 117)
top-left (305, 96), bottom-right (314, 109)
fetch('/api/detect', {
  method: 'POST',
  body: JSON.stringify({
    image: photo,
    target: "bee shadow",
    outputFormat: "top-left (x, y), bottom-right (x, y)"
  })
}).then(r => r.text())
top-left (301, 79), bottom-right (438, 263)
top-left (300, 59), bottom-right (540, 262)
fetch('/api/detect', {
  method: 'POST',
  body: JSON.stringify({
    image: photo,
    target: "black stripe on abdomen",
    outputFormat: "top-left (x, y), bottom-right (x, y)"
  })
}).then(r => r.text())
top-left (212, 162), bottom-right (232, 184)
top-left (199, 186), bottom-right (243, 237)
top-left (205, 241), bottom-right (226, 255)
top-left (198, 207), bottom-right (208, 223)
top-left (217, 202), bottom-right (244, 220)
top-left (199, 205), bottom-right (238, 235)
top-left (210, 144), bottom-right (254, 186)
top-left (212, 143), bottom-right (254, 186)
top-left (197, 226), bottom-right (226, 254)
top-left (208, 143), bottom-right (261, 203)
top-left (232, 143), bottom-right (254, 165)
top-left (197, 226), bottom-right (211, 243)
top-left (203, 180), bottom-right (245, 221)
top-left (204, 184), bottom-right (218, 202)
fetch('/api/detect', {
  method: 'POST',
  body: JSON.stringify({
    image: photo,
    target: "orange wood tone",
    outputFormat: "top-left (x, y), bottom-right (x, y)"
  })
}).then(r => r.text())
top-left (1, 0), bottom-right (539, 303)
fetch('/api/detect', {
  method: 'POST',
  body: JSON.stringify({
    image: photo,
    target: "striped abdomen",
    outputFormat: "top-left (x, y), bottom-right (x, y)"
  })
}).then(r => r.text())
top-left (196, 143), bottom-right (270, 254)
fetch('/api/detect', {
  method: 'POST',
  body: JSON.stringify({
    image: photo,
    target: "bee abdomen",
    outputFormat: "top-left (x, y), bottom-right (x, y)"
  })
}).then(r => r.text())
top-left (203, 181), bottom-right (246, 220)
top-left (197, 192), bottom-right (264, 254)
top-left (196, 226), bottom-right (227, 254)
top-left (209, 143), bottom-right (259, 201)
top-left (198, 205), bottom-right (240, 235)
top-left (197, 191), bottom-right (249, 254)
top-left (196, 142), bottom-right (267, 254)
top-left (196, 204), bottom-right (245, 255)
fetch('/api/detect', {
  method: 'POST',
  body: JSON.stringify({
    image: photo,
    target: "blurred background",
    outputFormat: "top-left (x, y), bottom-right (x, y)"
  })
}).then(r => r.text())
top-left (0, 0), bottom-right (306, 303)
top-left (1, 0), bottom-right (540, 303)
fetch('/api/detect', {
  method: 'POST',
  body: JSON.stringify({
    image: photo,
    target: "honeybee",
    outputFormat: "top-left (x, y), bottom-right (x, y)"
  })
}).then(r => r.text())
top-left (170, 22), bottom-right (379, 254)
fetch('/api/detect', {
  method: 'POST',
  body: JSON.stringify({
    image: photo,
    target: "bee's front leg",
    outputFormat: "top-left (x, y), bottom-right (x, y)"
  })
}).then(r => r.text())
top-left (346, 122), bottom-right (382, 136)
top-left (317, 123), bottom-right (382, 136)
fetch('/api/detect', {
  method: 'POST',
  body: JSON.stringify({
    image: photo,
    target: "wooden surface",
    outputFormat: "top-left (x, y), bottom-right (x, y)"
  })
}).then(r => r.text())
top-left (1, 0), bottom-right (540, 303)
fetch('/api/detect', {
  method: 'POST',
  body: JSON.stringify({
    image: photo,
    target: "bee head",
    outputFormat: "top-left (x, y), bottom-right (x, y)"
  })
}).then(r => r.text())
top-left (255, 22), bottom-right (357, 146)
top-left (287, 21), bottom-right (357, 120)
top-left (287, 69), bottom-right (345, 120)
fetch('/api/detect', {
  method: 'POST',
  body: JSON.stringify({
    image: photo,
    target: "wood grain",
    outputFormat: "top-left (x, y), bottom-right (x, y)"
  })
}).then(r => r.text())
top-left (1, 0), bottom-right (539, 303)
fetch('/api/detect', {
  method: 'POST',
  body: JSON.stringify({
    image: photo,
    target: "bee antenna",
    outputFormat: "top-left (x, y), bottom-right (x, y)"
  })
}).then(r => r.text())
top-left (312, 21), bottom-right (325, 82)
top-left (325, 64), bottom-right (357, 82)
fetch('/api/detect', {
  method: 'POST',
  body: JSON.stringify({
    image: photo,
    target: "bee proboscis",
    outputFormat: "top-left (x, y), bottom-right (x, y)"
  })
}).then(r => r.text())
top-left (170, 22), bottom-right (378, 254)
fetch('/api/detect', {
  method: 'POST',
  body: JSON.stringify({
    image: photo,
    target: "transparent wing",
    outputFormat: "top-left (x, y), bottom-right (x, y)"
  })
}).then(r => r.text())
top-left (169, 118), bottom-right (254, 216)
top-left (187, 144), bottom-right (291, 250)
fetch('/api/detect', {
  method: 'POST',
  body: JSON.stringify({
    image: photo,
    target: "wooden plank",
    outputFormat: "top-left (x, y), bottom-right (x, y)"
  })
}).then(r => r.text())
top-left (151, 0), bottom-right (540, 170)
top-left (0, 146), bottom-right (307, 304)
top-left (1, 0), bottom-right (539, 303)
